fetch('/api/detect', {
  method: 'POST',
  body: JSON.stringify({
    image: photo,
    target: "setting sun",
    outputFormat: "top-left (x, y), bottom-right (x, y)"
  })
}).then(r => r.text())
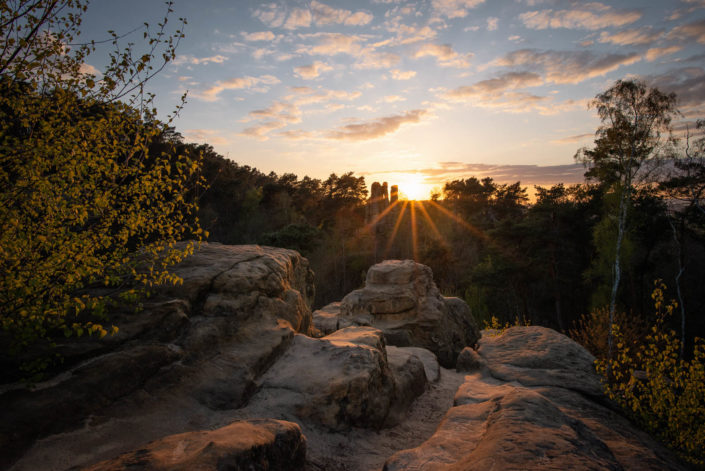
top-left (397, 174), bottom-right (432, 201)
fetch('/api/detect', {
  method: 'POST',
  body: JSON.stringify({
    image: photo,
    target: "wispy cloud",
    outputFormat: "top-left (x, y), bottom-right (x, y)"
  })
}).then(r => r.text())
top-left (486, 17), bottom-right (499, 31)
top-left (241, 31), bottom-right (276, 42)
top-left (520, 3), bottom-right (641, 31)
top-left (286, 86), bottom-right (362, 106)
top-left (240, 100), bottom-right (303, 140)
top-left (326, 109), bottom-right (428, 140)
top-left (645, 46), bottom-right (683, 62)
top-left (311, 1), bottom-right (373, 26)
top-left (298, 32), bottom-right (365, 56)
top-left (173, 54), bottom-right (228, 66)
top-left (432, 0), bottom-right (486, 19)
top-left (390, 69), bottom-right (417, 80)
top-left (294, 61), bottom-right (333, 79)
top-left (668, 18), bottom-right (705, 44)
top-left (414, 43), bottom-right (472, 68)
top-left (370, 162), bottom-right (587, 186)
top-left (493, 49), bottom-right (641, 84)
top-left (254, 1), bottom-right (373, 30)
top-left (182, 129), bottom-right (231, 146)
top-left (196, 75), bottom-right (280, 101)
top-left (598, 27), bottom-right (663, 46)
top-left (444, 71), bottom-right (543, 99)
top-left (550, 133), bottom-right (594, 144)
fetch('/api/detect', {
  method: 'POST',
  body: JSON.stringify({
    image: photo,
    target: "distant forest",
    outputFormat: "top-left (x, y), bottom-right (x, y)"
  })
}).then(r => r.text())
top-left (164, 125), bottom-right (705, 349)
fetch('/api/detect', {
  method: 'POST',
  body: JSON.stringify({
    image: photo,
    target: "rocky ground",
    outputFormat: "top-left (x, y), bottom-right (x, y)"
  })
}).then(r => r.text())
top-left (0, 244), bottom-right (691, 471)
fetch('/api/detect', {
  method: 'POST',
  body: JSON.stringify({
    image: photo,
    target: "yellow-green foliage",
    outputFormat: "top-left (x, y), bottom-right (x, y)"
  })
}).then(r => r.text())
top-left (482, 315), bottom-right (530, 336)
top-left (595, 281), bottom-right (705, 466)
top-left (0, 1), bottom-right (203, 367)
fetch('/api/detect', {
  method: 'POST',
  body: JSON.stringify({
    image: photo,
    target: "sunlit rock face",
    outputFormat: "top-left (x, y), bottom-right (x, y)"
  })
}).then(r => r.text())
top-left (384, 326), bottom-right (690, 471)
top-left (82, 419), bottom-right (307, 471)
top-left (338, 259), bottom-right (480, 367)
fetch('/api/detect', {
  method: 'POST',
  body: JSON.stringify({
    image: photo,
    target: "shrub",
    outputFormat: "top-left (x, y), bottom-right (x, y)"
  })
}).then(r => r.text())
top-left (595, 281), bottom-right (705, 466)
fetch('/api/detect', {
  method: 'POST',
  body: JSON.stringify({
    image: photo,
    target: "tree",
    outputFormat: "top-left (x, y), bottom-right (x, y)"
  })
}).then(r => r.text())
top-left (576, 79), bottom-right (678, 362)
top-left (0, 0), bottom-right (202, 372)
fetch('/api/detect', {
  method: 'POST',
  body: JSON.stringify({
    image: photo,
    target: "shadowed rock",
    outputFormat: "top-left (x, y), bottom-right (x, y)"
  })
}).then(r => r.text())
top-left (337, 260), bottom-right (480, 367)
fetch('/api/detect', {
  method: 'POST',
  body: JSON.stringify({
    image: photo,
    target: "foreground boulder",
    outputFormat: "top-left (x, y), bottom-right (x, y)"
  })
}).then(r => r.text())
top-left (1, 244), bottom-right (315, 470)
top-left (82, 419), bottom-right (306, 471)
top-left (317, 260), bottom-right (479, 367)
top-left (241, 327), bottom-right (398, 430)
top-left (384, 326), bottom-right (689, 471)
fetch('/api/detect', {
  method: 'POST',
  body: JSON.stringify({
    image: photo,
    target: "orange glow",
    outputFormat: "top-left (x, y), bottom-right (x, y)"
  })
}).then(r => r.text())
top-left (385, 200), bottom-right (409, 257)
top-left (396, 173), bottom-right (433, 201)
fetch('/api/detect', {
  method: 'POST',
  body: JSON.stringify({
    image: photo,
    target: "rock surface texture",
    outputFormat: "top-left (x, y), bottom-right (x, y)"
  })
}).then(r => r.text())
top-left (326, 260), bottom-right (480, 367)
top-left (1, 248), bottom-right (689, 471)
top-left (384, 326), bottom-right (689, 471)
top-left (82, 419), bottom-right (306, 471)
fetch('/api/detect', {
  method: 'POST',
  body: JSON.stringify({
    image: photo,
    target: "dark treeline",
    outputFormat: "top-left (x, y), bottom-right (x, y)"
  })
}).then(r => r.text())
top-left (172, 135), bottom-right (705, 351)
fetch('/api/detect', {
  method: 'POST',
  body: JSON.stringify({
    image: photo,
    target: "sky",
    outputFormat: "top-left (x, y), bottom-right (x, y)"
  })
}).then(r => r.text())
top-left (81, 0), bottom-right (705, 199)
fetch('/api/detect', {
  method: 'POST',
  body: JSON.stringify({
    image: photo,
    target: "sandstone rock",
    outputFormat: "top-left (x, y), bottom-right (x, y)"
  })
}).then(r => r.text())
top-left (455, 346), bottom-right (485, 372)
top-left (385, 346), bottom-right (428, 424)
top-left (242, 327), bottom-right (399, 430)
top-left (82, 419), bottom-right (306, 471)
top-left (384, 326), bottom-right (689, 471)
top-left (339, 260), bottom-right (480, 367)
top-left (477, 325), bottom-right (603, 397)
top-left (1, 243), bottom-right (315, 470)
top-left (392, 346), bottom-right (440, 383)
top-left (312, 302), bottom-right (343, 335)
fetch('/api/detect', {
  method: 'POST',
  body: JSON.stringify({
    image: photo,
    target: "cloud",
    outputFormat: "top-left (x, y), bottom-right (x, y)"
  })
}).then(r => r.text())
top-left (354, 50), bottom-right (401, 69)
top-left (196, 75), bottom-right (280, 101)
top-left (414, 43), bottom-right (472, 68)
top-left (668, 18), bottom-right (705, 44)
top-left (284, 8), bottom-right (312, 29)
top-left (242, 31), bottom-right (276, 41)
top-left (493, 49), bottom-right (641, 84)
top-left (182, 129), bottom-right (231, 146)
top-left (598, 27), bottom-right (663, 46)
top-left (550, 133), bottom-right (594, 144)
top-left (391, 69), bottom-right (417, 80)
top-left (371, 162), bottom-right (587, 186)
top-left (253, 3), bottom-right (286, 28)
top-left (648, 66), bottom-right (705, 116)
top-left (444, 71), bottom-right (543, 99)
top-left (519, 3), bottom-right (641, 31)
top-left (441, 72), bottom-right (586, 114)
top-left (240, 100), bottom-right (304, 140)
top-left (241, 121), bottom-right (289, 140)
top-left (172, 54), bottom-right (228, 66)
top-left (286, 86), bottom-right (362, 106)
top-left (487, 17), bottom-right (499, 31)
top-left (311, 1), bottom-right (373, 26)
top-left (381, 95), bottom-right (406, 103)
top-left (246, 100), bottom-right (302, 123)
top-left (255, 1), bottom-right (372, 30)
top-left (645, 46), bottom-right (683, 62)
top-left (298, 32), bottom-right (365, 56)
top-left (327, 109), bottom-right (427, 140)
top-left (278, 130), bottom-right (315, 140)
top-left (294, 61), bottom-right (333, 79)
top-left (384, 23), bottom-right (437, 45)
top-left (432, 0), bottom-right (486, 19)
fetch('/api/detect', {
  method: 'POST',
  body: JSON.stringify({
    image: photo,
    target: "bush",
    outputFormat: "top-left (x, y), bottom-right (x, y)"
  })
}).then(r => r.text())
top-left (595, 281), bottom-right (705, 466)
